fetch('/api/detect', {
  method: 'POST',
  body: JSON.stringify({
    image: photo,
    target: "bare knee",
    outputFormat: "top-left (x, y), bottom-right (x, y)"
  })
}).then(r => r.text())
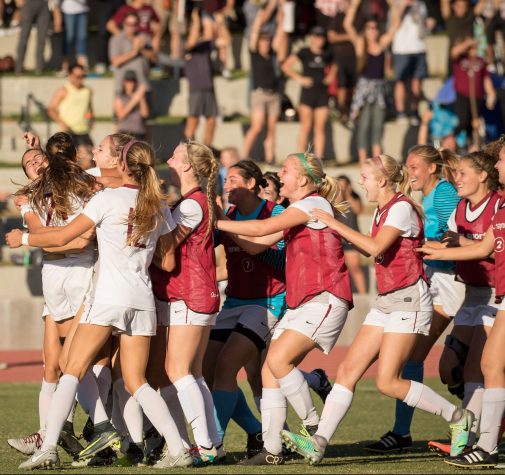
top-left (335, 362), bottom-right (359, 391)
top-left (375, 374), bottom-right (400, 399)
top-left (123, 376), bottom-right (146, 396)
top-left (166, 360), bottom-right (191, 384)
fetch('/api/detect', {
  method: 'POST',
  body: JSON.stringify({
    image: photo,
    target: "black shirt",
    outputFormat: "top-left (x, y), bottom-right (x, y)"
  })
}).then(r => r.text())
top-left (250, 49), bottom-right (278, 91)
top-left (297, 47), bottom-right (333, 92)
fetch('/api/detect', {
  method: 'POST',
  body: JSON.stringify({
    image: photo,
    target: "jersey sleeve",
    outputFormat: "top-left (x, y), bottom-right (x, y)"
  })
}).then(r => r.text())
top-left (447, 209), bottom-right (457, 233)
top-left (434, 181), bottom-right (461, 235)
top-left (82, 191), bottom-right (106, 225)
top-left (173, 198), bottom-right (203, 230)
top-left (271, 204), bottom-right (286, 250)
top-left (383, 201), bottom-right (419, 236)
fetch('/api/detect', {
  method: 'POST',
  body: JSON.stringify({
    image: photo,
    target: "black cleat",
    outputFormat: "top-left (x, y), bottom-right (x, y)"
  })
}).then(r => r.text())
top-left (445, 447), bottom-right (498, 469)
top-left (365, 431), bottom-right (412, 454)
top-left (246, 431), bottom-right (263, 459)
top-left (58, 421), bottom-right (84, 457)
top-left (239, 447), bottom-right (285, 465)
top-left (310, 369), bottom-right (332, 403)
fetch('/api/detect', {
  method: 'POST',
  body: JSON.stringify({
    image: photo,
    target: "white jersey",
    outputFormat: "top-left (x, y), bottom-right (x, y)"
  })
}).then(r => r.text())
top-left (289, 195), bottom-right (333, 230)
top-left (83, 185), bottom-right (173, 310)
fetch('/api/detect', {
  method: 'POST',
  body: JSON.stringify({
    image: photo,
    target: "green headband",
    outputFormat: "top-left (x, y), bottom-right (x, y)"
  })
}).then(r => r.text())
top-left (295, 153), bottom-right (321, 184)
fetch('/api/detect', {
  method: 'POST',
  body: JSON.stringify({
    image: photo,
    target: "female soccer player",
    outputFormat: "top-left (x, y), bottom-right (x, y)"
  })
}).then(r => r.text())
top-left (278, 154), bottom-right (472, 465)
top-left (7, 139), bottom-right (191, 470)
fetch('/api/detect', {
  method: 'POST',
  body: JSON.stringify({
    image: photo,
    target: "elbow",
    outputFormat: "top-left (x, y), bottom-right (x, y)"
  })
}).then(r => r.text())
top-left (369, 245), bottom-right (382, 259)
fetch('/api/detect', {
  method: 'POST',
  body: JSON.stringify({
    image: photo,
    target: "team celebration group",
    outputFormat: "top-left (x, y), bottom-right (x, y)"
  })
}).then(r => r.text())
top-left (4, 130), bottom-right (505, 470)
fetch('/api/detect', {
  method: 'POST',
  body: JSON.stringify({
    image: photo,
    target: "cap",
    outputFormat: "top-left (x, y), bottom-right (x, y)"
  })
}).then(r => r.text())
top-left (123, 70), bottom-right (138, 82)
top-left (310, 26), bottom-right (326, 37)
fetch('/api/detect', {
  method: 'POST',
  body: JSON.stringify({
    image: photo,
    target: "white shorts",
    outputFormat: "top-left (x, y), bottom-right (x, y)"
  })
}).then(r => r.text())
top-left (81, 301), bottom-right (157, 336)
top-left (214, 305), bottom-right (279, 344)
top-left (454, 286), bottom-right (498, 327)
top-left (42, 259), bottom-right (94, 322)
top-left (425, 266), bottom-right (465, 317)
top-left (272, 293), bottom-right (349, 355)
top-left (156, 299), bottom-right (217, 327)
top-left (363, 307), bottom-right (432, 335)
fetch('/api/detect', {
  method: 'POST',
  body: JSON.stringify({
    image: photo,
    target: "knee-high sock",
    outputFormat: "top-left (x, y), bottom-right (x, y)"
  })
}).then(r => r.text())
top-left (463, 382), bottom-right (484, 446)
top-left (133, 383), bottom-right (184, 457)
top-left (477, 388), bottom-right (505, 453)
top-left (92, 365), bottom-right (112, 417)
top-left (111, 381), bottom-right (128, 439)
top-left (231, 388), bottom-right (261, 434)
top-left (315, 384), bottom-right (353, 441)
top-left (392, 361), bottom-right (423, 436)
top-left (77, 370), bottom-right (109, 425)
top-left (213, 390), bottom-right (239, 438)
top-left (196, 377), bottom-right (222, 447)
top-left (39, 379), bottom-right (57, 432)
top-left (174, 375), bottom-right (212, 448)
top-left (261, 388), bottom-right (286, 455)
top-left (41, 374), bottom-right (79, 450)
top-left (159, 385), bottom-right (191, 449)
top-left (278, 368), bottom-right (319, 427)
top-left (113, 378), bottom-right (143, 444)
top-left (403, 380), bottom-right (457, 422)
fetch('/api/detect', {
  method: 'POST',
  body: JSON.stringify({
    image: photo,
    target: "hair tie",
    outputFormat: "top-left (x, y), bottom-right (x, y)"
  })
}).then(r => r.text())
top-left (295, 153), bottom-right (321, 184)
top-left (371, 155), bottom-right (387, 176)
top-left (122, 139), bottom-right (139, 175)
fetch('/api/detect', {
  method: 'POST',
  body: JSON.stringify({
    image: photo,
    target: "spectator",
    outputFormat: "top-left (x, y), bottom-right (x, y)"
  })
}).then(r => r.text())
top-left (480, 0), bottom-right (505, 69)
top-left (183, 8), bottom-right (218, 146)
top-left (107, 0), bottom-right (161, 52)
top-left (417, 105), bottom-right (458, 151)
top-left (113, 70), bottom-right (149, 140)
top-left (59, 0), bottom-right (89, 75)
top-left (242, 5), bottom-right (287, 164)
top-left (282, 25), bottom-right (337, 159)
top-left (344, 0), bottom-right (403, 163)
top-left (109, 12), bottom-right (156, 95)
top-left (259, 170), bottom-right (289, 207)
top-left (243, 0), bottom-right (277, 41)
top-left (392, 0), bottom-right (432, 124)
top-left (336, 175), bottom-right (367, 294)
top-left (204, 0), bottom-right (233, 78)
top-left (47, 63), bottom-right (94, 168)
top-left (15, 0), bottom-right (51, 74)
top-left (451, 36), bottom-right (497, 148)
top-left (95, 0), bottom-right (125, 74)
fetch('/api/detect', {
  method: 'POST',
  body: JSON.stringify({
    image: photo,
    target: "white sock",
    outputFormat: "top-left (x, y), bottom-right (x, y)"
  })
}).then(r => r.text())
top-left (301, 370), bottom-right (321, 390)
top-left (159, 385), bottom-right (191, 449)
top-left (174, 375), bottom-right (212, 449)
top-left (278, 368), bottom-right (319, 427)
top-left (261, 388), bottom-right (286, 455)
top-left (254, 396), bottom-right (261, 414)
top-left (403, 380), bottom-right (457, 422)
top-left (134, 383), bottom-right (184, 456)
top-left (113, 378), bottom-right (143, 444)
top-left (92, 365), bottom-right (112, 416)
top-left (39, 379), bottom-right (57, 432)
top-left (196, 377), bottom-right (222, 447)
top-left (463, 382), bottom-right (484, 446)
top-left (316, 384), bottom-right (353, 441)
top-left (77, 370), bottom-right (109, 425)
top-left (41, 374), bottom-right (79, 450)
top-left (478, 388), bottom-right (505, 453)
top-left (111, 382), bottom-right (128, 439)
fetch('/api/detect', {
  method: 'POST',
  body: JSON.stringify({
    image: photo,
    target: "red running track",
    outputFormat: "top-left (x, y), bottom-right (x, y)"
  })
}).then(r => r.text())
top-left (0, 346), bottom-right (444, 384)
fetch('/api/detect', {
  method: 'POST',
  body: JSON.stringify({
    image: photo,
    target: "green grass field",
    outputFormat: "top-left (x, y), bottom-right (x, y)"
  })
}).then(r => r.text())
top-left (0, 379), bottom-right (498, 474)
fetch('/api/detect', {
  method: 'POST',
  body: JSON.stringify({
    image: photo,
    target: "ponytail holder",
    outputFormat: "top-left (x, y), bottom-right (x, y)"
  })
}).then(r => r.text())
top-left (295, 153), bottom-right (321, 184)
top-left (122, 139), bottom-right (139, 175)
top-left (371, 155), bottom-right (387, 176)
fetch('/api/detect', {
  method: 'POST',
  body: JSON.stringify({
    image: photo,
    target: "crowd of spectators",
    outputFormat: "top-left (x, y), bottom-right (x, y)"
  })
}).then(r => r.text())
top-left (3, 0), bottom-right (505, 162)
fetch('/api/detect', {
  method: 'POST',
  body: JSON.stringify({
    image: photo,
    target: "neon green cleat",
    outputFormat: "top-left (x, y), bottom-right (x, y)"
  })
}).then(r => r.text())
top-left (280, 430), bottom-right (327, 465)
top-left (449, 409), bottom-right (474, 457)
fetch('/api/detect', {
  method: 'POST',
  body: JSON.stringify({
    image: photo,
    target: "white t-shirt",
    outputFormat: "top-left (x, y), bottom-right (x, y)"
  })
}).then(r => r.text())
top-left (371, 201), bottom-right (421, 237)
top-left (173, 198), bottom-right (203, 230)
top-left (289, 195), bottom-right (333, 230)
top-left (83, 186), bottom-right (173, 310)
top-left (61, 0), bottom-right (89, 14)
top-left (86, 167), bottom-right (102, 177)
top-left (391, 1), bottom-right (427, 54)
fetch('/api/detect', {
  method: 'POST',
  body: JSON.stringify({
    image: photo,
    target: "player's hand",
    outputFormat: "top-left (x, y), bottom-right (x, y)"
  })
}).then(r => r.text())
top-left (6, 229), bottom-right (23, 248)
top-left (415, 245), bottom-right (442, 259)
top-left (441, 230), bottom-right (461, 248)
top-left (299, 76), bottom-right (314, 88)
top-left (310, 208), bottom-right (336, 226)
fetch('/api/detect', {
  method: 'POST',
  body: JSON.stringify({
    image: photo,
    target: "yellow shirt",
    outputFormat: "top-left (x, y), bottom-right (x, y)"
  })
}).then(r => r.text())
top-left (58, 83), bottom-right (91, 134)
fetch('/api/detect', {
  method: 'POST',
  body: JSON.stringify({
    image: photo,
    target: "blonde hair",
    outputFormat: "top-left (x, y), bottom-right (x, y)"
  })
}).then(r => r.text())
top-left (108, 133), bottom-right (133, 159)
top-left (408, 144), bottom-right (458, 187)
top-left (122, 140), bottom-right (165, 246)
top-left (185, 141), bottom-right (219, 238)
top-left (366, 154), bottom-right (423, 216)
top-left (291, 152), bottom-right (348, 215)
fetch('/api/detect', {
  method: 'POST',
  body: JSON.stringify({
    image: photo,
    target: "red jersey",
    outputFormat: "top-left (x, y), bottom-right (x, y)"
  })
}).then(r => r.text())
top-left (492, 197), bottom-right (505, 298)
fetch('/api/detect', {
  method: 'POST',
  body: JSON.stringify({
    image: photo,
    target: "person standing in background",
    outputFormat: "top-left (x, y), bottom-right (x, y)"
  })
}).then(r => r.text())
top-left (95, 0), bottom-right (125, 75)
top-left (59, 0), bottom-right (89, 76)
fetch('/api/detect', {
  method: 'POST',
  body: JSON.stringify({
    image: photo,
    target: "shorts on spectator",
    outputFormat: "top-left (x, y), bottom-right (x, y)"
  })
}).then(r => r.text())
top-left (300, 88), bottom-right (329, 109)
top-left (272, 292), bottom-right (349, 355)
top-left (70, 133), bottom-right (93, 147)
top-left (81, 301), bottom-right (156, 336)
top-left (393, 53), bottom-right (428, 81)
top-left (425, 265), bottom-right (465, 317)
top-left (364, 307), bottom-right (432, 335)
top-left (155, 298), bottom-right (216, 326)
top-left (454, 285), bottom-right (498, 327)
top-left (189, 90), bottom-right (218, 117)
top-left (250, 89), bottom-right (281, 117)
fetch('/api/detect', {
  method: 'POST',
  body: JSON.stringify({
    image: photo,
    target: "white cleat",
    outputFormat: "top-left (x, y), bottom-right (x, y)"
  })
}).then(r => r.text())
top-left (7, 431), bottom-right (43, 455)
top-left (153, 449), bottom-right (193, 468)
top-left (18, 447), bottom-right (59, 470)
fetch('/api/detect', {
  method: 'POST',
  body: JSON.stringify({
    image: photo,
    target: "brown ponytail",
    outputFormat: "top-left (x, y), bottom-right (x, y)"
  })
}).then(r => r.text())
top-left (408, 144), bottom-right (459, 187)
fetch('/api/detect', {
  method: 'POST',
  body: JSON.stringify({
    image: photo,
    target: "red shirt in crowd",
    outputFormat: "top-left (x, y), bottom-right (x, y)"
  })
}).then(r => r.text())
top-left (112, 4), bottom-right (159, 36)
top-left (453, 56), bottom-right (489, 99)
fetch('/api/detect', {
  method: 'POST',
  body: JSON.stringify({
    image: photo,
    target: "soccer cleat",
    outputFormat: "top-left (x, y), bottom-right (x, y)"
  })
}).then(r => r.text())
top-left (216, 443), bottom-right (227, 462)
top-left (301, 424), bottom-right (318, 437)
top-left (310, 369), bottom-right (332, 403)
top-left (281, 430), bottom-right (327, 465)
top-left (114, 443), bottom-right (145, 467)
top-left (71, 447), bottom-right (117, 467)
top-left (153, 449), bottom-right (193, 468)
top-left (445, 447), bottom-right (498, 468)
top-left (58, 421), bottom-right (84, 457)
top-left (82, 416), bottom-right (94, 443)
top-left (246, 431), bottom-right (263, 459)
top-left (238, 447), bottom-right (285, 465)
top-left (7, 431), bottom-right (43, 455)
top-left (77, 428), bottom-right (120, 460)
top-left (365, 431), bottom-right (413, 454)
top-left (18, 447), bottom-right (59, 470)
top-left (449, 409), bottom-right (474, 457)
top-left (428, 440), bottom-right (450, 456)
top-left (190, 445), bottom-right (217, 466)
top-left (144, 426), bottom-right (164, 463)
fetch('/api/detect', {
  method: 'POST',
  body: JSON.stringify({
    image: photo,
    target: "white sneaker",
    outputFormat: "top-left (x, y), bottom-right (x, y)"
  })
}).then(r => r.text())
top-left (7, 431), bottom-right (43, 455)
top-left (18, 447), bottom-right (59, 470)
top-left (153, 449), bottom-right (193, 468)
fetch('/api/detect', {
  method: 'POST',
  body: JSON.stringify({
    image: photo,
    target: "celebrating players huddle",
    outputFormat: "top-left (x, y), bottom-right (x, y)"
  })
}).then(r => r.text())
top-left (4, 131), bottom-right (505, 470)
